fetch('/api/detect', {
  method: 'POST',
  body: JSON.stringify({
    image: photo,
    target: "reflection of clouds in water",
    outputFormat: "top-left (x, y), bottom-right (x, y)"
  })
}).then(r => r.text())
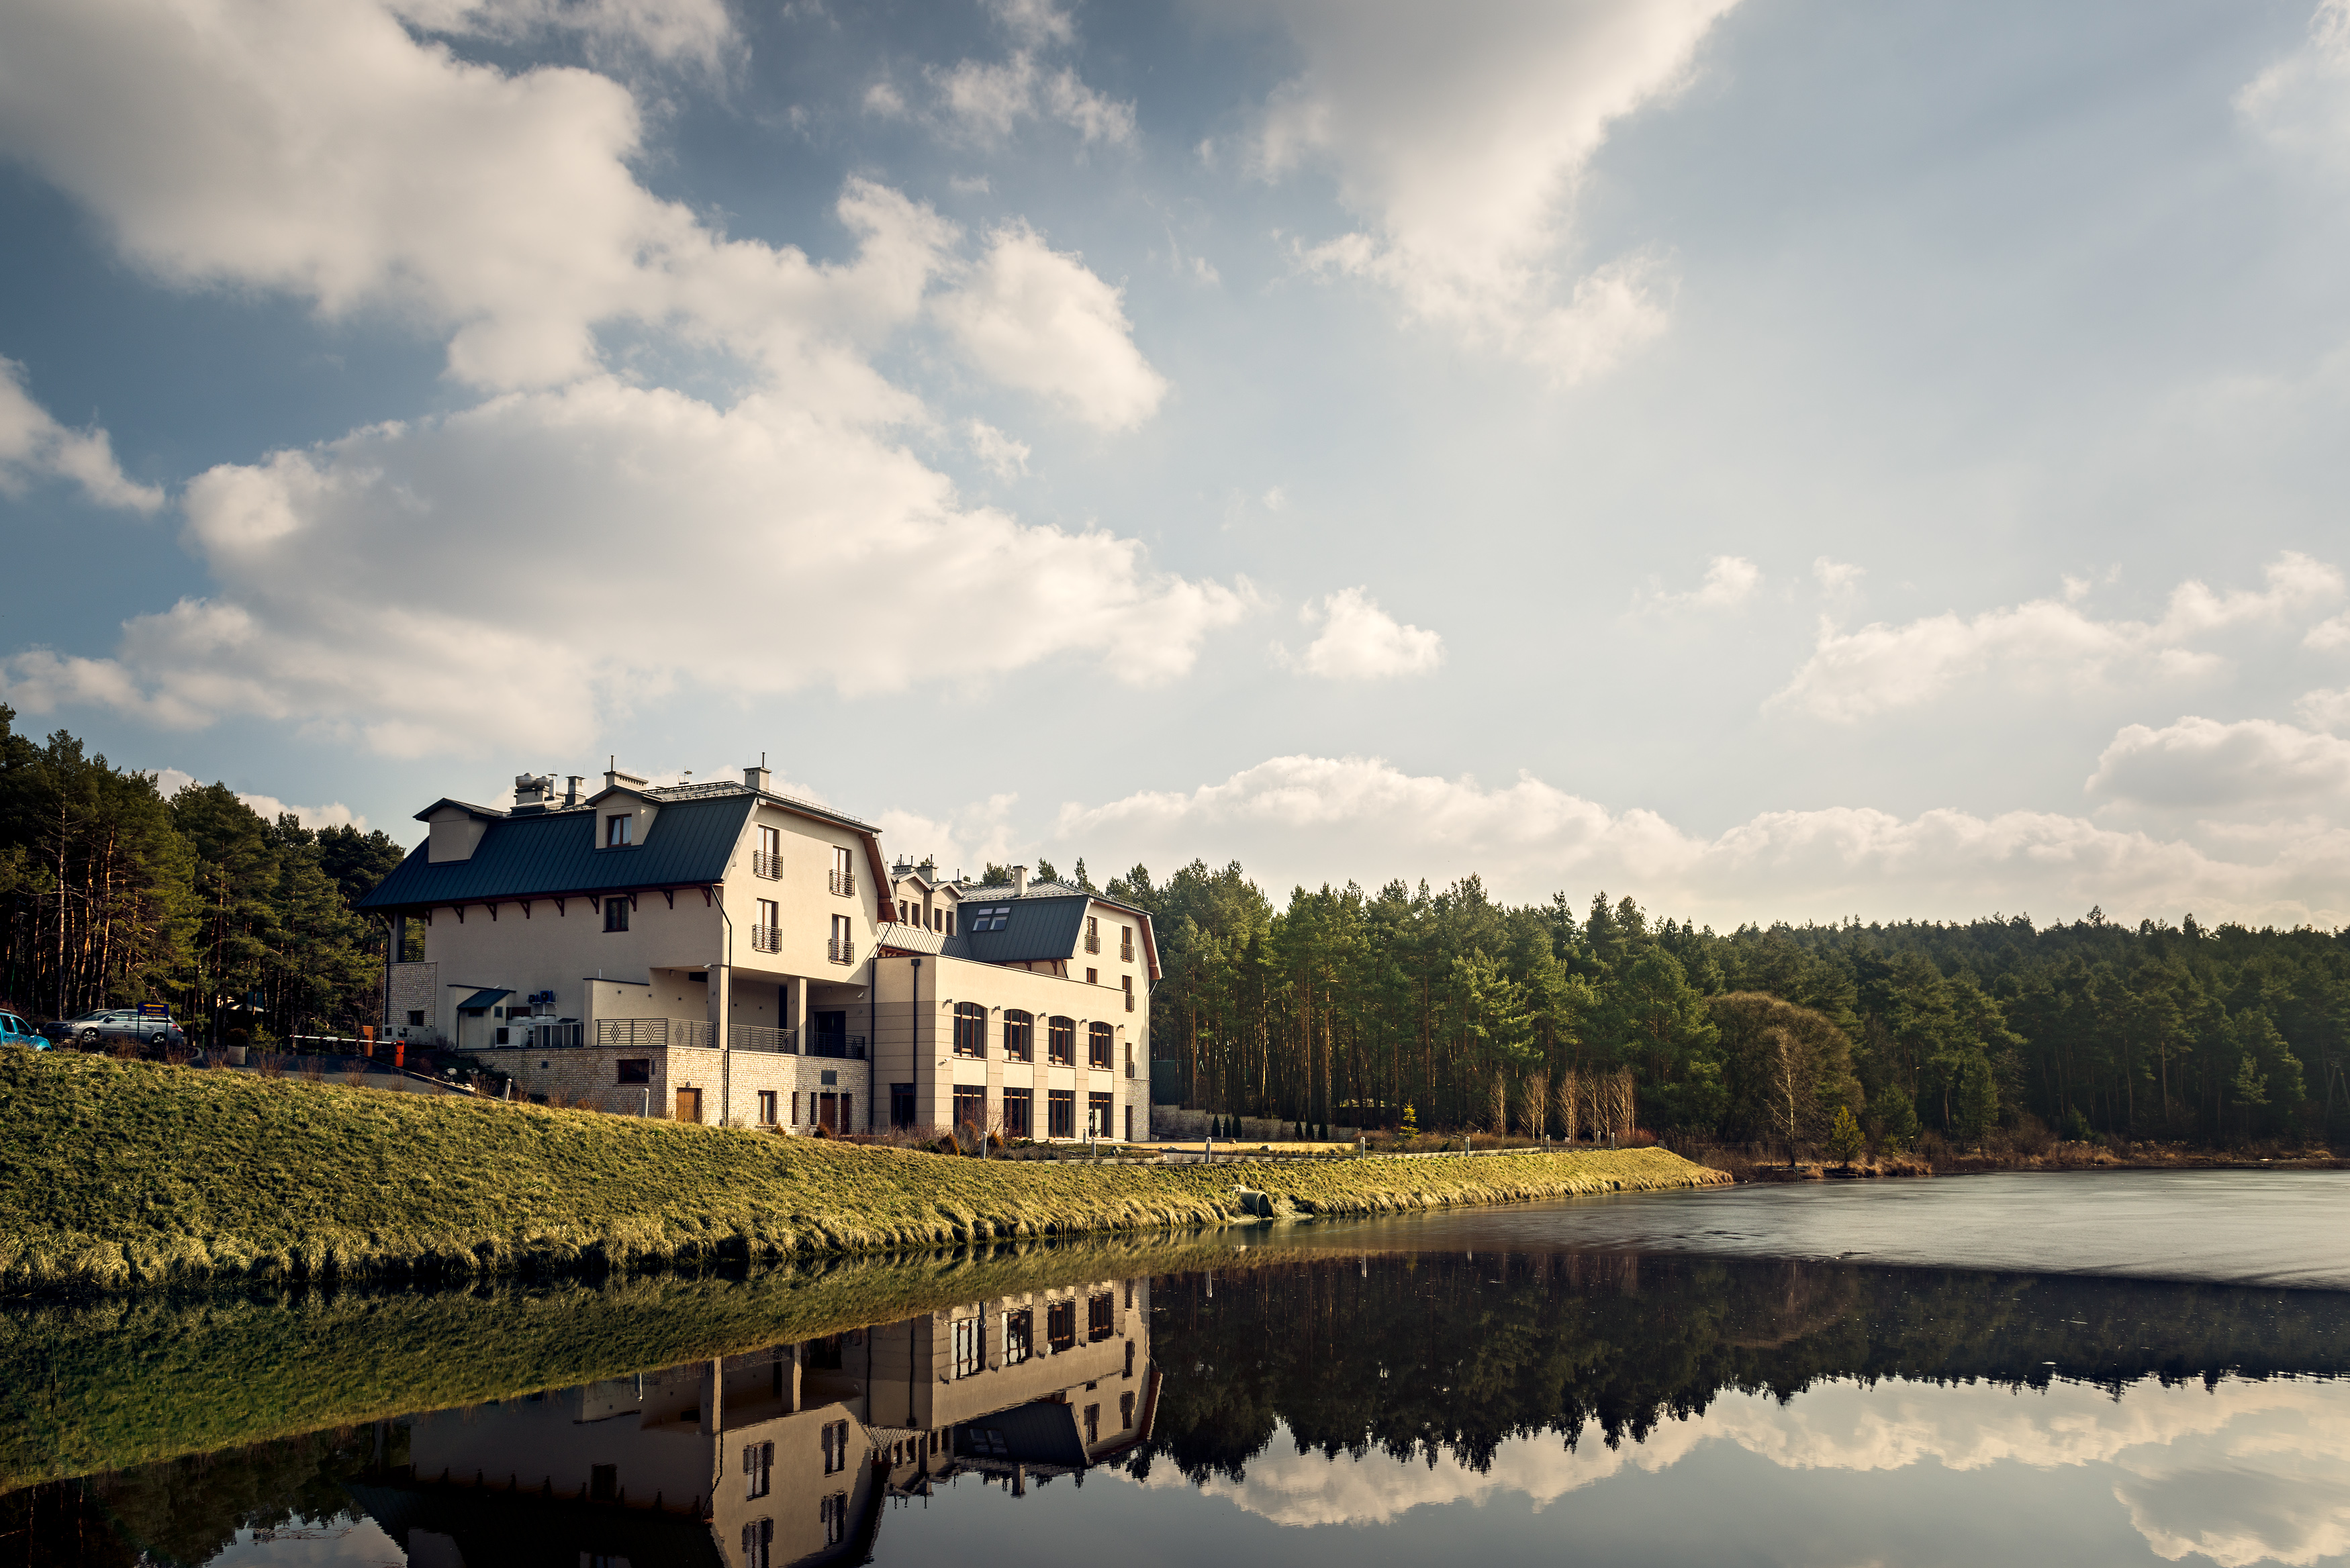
top-left (199, 1513), bottom-right (405, 1567)
top-left (1139, 1377), bottom-right (2350, 1565)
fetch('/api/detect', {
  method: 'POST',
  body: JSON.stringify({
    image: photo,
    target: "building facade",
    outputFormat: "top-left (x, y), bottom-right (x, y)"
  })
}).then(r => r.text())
top-left (357, 765), bottom-right (1156, 1140)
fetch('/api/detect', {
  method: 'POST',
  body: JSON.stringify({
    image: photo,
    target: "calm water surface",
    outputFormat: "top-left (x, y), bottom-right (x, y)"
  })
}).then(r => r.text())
top-left (7, 1172), bottom-right (2347, 1568)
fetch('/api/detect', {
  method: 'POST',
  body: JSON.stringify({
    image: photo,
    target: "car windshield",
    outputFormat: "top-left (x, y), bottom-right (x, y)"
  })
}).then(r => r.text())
top-left (69, 1011), bottom-right (109, 1022)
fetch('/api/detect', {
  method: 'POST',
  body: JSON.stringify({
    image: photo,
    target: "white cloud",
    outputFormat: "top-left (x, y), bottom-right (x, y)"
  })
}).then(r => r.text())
top-left (966, 418), bottom-right (1031, 479)
top-left (928, 30), bottom-right (1134, 147)
top-left (985, 0), bottom-right (1074, 49)
top-left (1277, 587), bottom-right (1444, 680)
top-left (2308, 611), bottom-right (2350, 650)
top-left (2238, 0), bottom-right (2350, 172)
top-left (390, 0), bottom-right (735, 70)
top-left (933, 224), bottom-right (1168, 430)
top-left (2085, 716), bottom-right (2350, 812)
top-left (1644, 554), bottom-right (1759, 611)
top-left (1049, 752), bottom-right (2350, 926)
top-left (874, 792), bottom-right (1021, 881)
top-left (1813, 556), bottom-right (1865, 597)
top-left (149, 767), bottom-right (365, 830)
top-left (0, 377), bottom-right (1248, 756)
top-left (863, 80), bottom-right (908, 117)
top-left (0, 358), bottom-right (164, 513)
top-left (2298, 687), bottom-right (2350, 730)
top-left (1253, 0), bottom-right (1736, 381)
top-left (1772, 553), bottom-right (2346, 723)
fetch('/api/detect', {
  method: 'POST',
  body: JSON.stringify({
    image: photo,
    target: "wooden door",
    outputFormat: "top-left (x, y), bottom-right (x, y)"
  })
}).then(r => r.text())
top-left (818, 1091), bottom-right (839, 1132)
top-left (675, 1087), bottom-right (703, 1124)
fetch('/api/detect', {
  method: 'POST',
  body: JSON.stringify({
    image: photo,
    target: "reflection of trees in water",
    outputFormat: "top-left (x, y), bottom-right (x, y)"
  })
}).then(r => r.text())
top-left (1132, 1254), bottom-right (2350, 1485)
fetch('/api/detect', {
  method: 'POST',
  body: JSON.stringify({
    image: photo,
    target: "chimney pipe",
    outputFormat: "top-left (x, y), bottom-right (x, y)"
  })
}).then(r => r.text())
top-left (1010, 865), bottom-right (1029, 897)
top-left (564, 776), bottom-right (583, 807)
top-left (744, 765), bottom-right (771, 793)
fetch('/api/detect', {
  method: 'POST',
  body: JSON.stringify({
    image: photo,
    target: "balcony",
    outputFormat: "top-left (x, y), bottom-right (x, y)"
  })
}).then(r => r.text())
top-left (1082, 932), bottom-right (1100, 954)
top-left (753, 852), bottom-right (783, 880)
top-left (1124, 991), bottom-right (1135, 1012)
top-left (729, 1023), bottom-right (798, 1054)
top-left (829, 869), bottom-right (855, 897)
top-left (750, 924), bottom-right (781, 953)
top-left (1124, 1061), bottom-right (1135, 1079)
top-left (827, 936), bottom-right (856, 965)
top-left (593, 1018), bottom-right (716, 1050)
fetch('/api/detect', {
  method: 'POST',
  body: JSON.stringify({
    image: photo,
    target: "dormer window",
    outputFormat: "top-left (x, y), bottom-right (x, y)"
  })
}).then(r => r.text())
top-left (605, 813), bottom-right (632, 848)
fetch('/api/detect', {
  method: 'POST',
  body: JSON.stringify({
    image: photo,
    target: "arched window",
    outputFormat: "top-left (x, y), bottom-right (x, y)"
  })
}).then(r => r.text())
top-left (1047, 1016), bottom-right (1076, 1066)
top-left (1003, 1009), bottom-right (1034, 1062)
top-left (1088, 1022), bottom-right (1113, 1069)
top-left (953, 1001), bottom-right (986, 1058)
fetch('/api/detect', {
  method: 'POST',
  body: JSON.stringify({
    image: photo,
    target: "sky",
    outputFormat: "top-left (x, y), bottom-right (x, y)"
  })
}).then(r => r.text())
top-left (4, 0), bottom-right (2350, 929)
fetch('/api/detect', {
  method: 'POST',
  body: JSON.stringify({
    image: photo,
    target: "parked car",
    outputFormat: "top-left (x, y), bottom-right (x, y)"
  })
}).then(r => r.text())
top-left (0, 1012), bottom-right (44, 1048)
top-left (41, 1008), bottom-right (189, 1053)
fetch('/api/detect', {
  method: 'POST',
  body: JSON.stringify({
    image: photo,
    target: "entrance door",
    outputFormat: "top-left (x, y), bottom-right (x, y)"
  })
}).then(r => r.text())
top-left (675, 1087), bottom-right (703, 1124)
top-left (818, 1091), bottom-right (839, 1132)
top-left (814, 1010), bottom-right (847, 1057)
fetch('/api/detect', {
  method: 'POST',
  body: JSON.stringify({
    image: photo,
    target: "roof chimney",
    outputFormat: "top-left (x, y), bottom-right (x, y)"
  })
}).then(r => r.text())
top-left (605, 763), bottom-right (647, 794)
top-left (512, 774), bottom-right (553, 814)
top-left (1010, 864), bottom-right (1029, 897)
top-left (563, 775), bottom-right (583, 807)
top-left (743, 765), bottom-right (771, 793)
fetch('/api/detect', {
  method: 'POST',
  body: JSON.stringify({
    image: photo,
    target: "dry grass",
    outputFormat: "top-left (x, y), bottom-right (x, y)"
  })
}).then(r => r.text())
top-left (0, 1050), bottom-right (1728, 1293)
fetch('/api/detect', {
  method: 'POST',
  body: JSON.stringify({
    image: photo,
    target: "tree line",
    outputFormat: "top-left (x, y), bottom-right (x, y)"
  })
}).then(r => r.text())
top-left (0, 709), bottom-right (406, 1045)
top-left (1095, 859), bottom-right (2350, 1151)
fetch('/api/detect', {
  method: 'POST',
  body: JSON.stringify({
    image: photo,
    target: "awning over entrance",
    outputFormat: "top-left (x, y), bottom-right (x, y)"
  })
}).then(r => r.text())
top-left (455, 987), bottom-right (512, 1013)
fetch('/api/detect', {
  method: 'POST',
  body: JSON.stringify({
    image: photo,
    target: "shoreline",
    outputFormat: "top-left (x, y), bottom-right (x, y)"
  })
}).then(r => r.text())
top-left (0, 1053), bottom-right (1728, 1295)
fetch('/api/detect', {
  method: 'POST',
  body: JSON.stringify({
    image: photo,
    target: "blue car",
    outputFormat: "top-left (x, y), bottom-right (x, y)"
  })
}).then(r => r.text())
top-left (0, 1011), bottom-right (44, 1048)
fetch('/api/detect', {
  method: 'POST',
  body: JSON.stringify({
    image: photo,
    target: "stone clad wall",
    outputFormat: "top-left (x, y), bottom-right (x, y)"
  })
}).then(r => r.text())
top-left (485, 1043), bottom-right (869, 1129)
top-left (387, 963), bottom-right (437, 1035)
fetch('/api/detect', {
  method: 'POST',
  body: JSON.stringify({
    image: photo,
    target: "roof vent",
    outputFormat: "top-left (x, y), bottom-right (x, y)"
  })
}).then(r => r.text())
top-left (563, 775), bottom-right (583, 807)
top-left (1010, 864), bottom-right (1029, 897)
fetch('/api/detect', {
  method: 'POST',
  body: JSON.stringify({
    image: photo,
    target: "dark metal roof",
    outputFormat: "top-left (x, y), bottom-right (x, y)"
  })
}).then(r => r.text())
top-left (359, 795), bottom-right (756, 910)
top-left (947, 892), bottom-right (1088, 965)
top-left (456, 987), bottom-right (512, 1012)
top-left (412, 797), bottom-right (507, 822)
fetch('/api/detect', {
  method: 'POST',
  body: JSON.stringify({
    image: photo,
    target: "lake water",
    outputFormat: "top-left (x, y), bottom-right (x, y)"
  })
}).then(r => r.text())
top-left (6, 1171), bottom-right (2347, 1568)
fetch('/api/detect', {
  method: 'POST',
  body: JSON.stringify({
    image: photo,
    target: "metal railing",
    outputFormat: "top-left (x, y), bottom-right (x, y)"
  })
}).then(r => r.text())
top-left (827, 936), bottom-right (856, 965)
top-left (595, 1018), bottom-right (669, 1049)
top-left (753, 852), bottom-right (783, 880)
top-left (1125, 1061), bottom-right (1135, 1079)
top-left (1121, 939), bottom-right (1133, 962)
top-left (751, 924), bottom-right (782, 952)
top-left (675, 1020), bottom-right (714, 1050)
top-left (729, 1023), bottom-right (798, 1054)
top-left (829, 869), bottom-right (855, 897)
top-left (1083, 932), bottom-right (1100, 953)
top-left (1125, 991), bottom-right (1135, 1012)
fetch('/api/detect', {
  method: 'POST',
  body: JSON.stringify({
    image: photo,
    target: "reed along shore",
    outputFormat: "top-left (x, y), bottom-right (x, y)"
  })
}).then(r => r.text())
top-left (0, 1052), bottom-right (1728, 1293)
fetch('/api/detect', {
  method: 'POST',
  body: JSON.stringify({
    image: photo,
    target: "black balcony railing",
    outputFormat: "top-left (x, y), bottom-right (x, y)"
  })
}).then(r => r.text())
top-left (753, 852), bottom-right (783, 880)
top-left (1082, 932), bottom-right (1100, 954)
top-left (1124, 991), bottom-right (1135, 1012)
top-left (751, 924), bottom-right (782, 953)
top-left (827, 936), bottom-right (856, 965)
top-left (829, 869), bottom-right (855, 897)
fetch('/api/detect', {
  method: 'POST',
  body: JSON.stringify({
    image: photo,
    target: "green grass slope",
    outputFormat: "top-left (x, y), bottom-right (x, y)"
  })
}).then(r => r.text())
top-left (0, 1051), bottom-right (1726, 1292)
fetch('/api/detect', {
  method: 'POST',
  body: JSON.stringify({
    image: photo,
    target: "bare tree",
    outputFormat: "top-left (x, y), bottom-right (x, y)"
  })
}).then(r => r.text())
top-left (1527, 1069), bottom-right (1549, 1138)
top-left (1489, 1073), bottom-right (1509, 1137)
top-left (1556, 1069), bottom-right (1581, 1143)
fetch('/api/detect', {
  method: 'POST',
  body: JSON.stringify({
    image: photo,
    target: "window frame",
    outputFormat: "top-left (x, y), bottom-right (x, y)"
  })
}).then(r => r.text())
top-left (1088, 1022), bottom-right (1113, 1069)
top-left (1002, 1009), bottom-right (1033, 1061)
top-left (604, 813), bottom-right (632, 848)
top-left (604, 897), bottom-right (630, 933)
top-left (1047, 1016), bottom-right (1075, 1066)
top-left (952, 1001), bottom-right (986, 1059)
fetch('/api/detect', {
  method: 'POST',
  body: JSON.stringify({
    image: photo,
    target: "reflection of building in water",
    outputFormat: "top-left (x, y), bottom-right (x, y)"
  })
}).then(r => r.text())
top-left (346, 1277), bottom-right (1157, 1566)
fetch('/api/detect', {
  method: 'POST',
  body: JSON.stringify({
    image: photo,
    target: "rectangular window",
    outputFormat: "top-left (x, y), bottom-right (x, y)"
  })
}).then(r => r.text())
top-left (1125, 1339), bottom-right (1136, 1377)
top-left (820, 1493), bottom-right (847, 1547)
top-left (755, 824), bottom-right (781, 879)
top-left (742, 1516), bottom-right (773, 1568)
top-left (953, 1085), bottom-right (986, 1133)
top-left (604, 813), bottom-right (631, 847)
top-left (946, 910), bottom-right (955, 936)
top-left (952, 1313), bottom-right (984, 1379)
top-left (1121, 1390), bottom-right (1135, 1429)
top-left (590, 1464), bottom-right (618, 1502)
top-left (1001, 1088), bottom-right (1031, 1138)
top-left (1088, 1292), bottom-right (1114, 1341)
top-left (1084, 1404), bottom-right (1100, 1446)
top-left (953, 1002), bottom-right (986, 1058)
top-left (1088, 1023), bottom-right (1112, 1069)
top-left (617, 1058), bottom-right (651, 1084)
top-left (890, 1083), bottom-right (916, 1129)
top-left (604, 897), bottom-right (629, 932)
top-left (757, 897), bottom-right (778, 927)
top-left (406, 1010), bottom-right (424, 1026)
top-left (1004, 1308), bottom-right (1033, 1366)
top-left (744, 1440), bottom-right (773, 1499)
top-left (1121, 926), bottom-right (1133, 961)
top-left (1088, 1091), bottom-right (1113, 1137)
top-left (757, 1090), bottom-right (778, 1126)
top-left (1047, 1299), bottom-right (1076, 1353)
top-left (821, 1418), bottom-right (851, 1475)
top-left (1003, 1010), bottom-right (1033, 1061)
top-left (1086, 967), bottom-right (1098, 985)
top-left (831, 844), bottom-right (853, 897)
top-left (1048, 1089), bottom-right (1074, 1139)
top-left (1047, 1016), bottom-right (1074, 1065)
top-left (791, 1091), bottom-right (799, 1126)
top-left (1084, 915), bottom-right (1100, 954)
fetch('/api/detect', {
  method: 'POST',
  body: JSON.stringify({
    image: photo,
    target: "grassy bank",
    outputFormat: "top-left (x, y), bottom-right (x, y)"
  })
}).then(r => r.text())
top-left (0, 1052), bottom-right (1725, 1293)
